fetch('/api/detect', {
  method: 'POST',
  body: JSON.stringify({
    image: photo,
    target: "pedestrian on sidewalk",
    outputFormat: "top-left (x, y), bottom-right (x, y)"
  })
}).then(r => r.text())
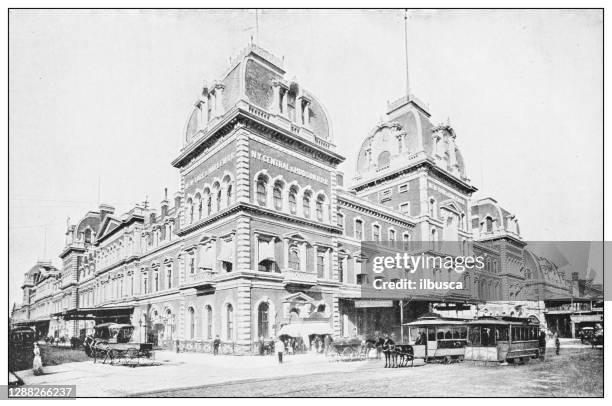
top-left (275, 337), bottom-right (285, 364)
top-left (538, 330), bottom-right (546, 360)
top-left (213, 335), bottom-right (221, 356)
top-left (32, 343), bottom-right (43, 376)
top-left (554, 333), bottom-right (560, 355)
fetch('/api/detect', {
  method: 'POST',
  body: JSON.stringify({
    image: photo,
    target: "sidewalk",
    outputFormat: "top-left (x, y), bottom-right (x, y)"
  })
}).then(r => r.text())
top-left (16, 351), bottom-right (381, 396)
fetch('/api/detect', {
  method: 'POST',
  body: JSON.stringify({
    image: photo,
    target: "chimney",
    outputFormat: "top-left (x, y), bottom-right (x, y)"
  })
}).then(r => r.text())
top-left (99, 204), bottom-right (115, 222)
top-left (161, 188), bottom-right (169, 217)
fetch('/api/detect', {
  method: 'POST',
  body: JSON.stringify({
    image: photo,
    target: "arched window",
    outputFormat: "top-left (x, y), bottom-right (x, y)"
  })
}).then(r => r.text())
top-left (226, 304), bottom-right (234, 341)
top-left (372, 224), bottom-right (381, 241)
top-left (302, 191), bottom-right (311, 218)
top-left (431, 228), bottom-right (437, 250)
top-left (226, 182), bottom-right (233, 206)
top-left (403, 233), bottom-right (411, 250)
top-left (429, 198), bottom-right (437, 219)
top-left (289, 246), bottom-right (300, 270)
top-left (377, 151), bottom-right (390, 169)
top-left (188, 307), bottom-right (195, 339)
top-left (257, 302), bottom-right (269, 339)
top-left (273, 180), bottom-right (284, 210)
top-left (256, 175), bottom-right (268, 206)
top-left (84, 228), bottom-right (92, 243)
top-left (388, 229), bottom-right (396, 242)
top-left (258, 259), bottom-right (278, 273)
top-left (288, 186), bottom-right (298, 214)
top-left (187, 198), bottom-right (194, 223)
top-left (206, 193), bottom-right (212, 216)
top-left (354, 219), bottom-right (363, 240)
top-left (213, 182), bottom-right (222, 211)
top-left (316, 195), bottom-right (325, 221)
top-left (204, 305), bottom-right (213, 340)
top-left (166, 264), bottom-right (172, 289)
top-left (165, 309), bottom-right (174, 340)
top-left (195, 193), bottom-right (202, 219)
top-left (485, 216), bottom-right (493, 232)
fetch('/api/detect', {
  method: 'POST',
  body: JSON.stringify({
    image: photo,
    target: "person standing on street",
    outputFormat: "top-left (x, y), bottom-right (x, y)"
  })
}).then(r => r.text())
top-left (275, 337), bottom-right (285, 364)
top-left (213, 335), bottom-right (221, 356)
top-left (32, 343), bottom-right (43, 375)
top-left (538, 330), bottom-right (547, 360)
top-left (554, 333), bottom-right (560, 355)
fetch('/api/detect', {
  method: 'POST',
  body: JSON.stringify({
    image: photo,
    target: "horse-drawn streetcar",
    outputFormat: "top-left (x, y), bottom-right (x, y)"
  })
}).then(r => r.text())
top-left (404, 315), bottom-right (468, 363)
top-left (464, 317), bottom-right (541, 363)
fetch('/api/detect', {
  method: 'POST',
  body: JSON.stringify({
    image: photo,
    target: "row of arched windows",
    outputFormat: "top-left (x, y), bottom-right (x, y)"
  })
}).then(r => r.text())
top-left (186, 303), bottom-right (234, 341)
top-left (254, 172), bottom-right (330, 223)
top-left (184, 175), bottom-right (234, 225)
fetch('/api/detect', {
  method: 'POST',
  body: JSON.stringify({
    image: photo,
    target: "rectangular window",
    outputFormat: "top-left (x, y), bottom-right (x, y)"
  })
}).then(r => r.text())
top-left (378, 188), bottom-right (393, 202)
top-left (398, 183), bottom-right (409, 193)
top-left (354, 219), bottom-right (363, 240)
top-left (388, 229), bottom-right (396, 242)
top-left (399, 202), bottom-right (410, 215)
top-left (372, 225), bottom-right (381, 241)
top-left (337, 213), bottom-right (344, 231)
top-left (316, 253), bottom-right (325, 278)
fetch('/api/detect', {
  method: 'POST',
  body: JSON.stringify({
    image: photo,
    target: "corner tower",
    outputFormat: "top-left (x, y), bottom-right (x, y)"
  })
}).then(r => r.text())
top-left (170, 43), bottom-right (345, 354)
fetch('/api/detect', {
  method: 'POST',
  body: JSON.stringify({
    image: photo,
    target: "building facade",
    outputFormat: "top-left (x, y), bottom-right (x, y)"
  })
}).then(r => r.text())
top-left (12, 44), bottom-right (594, 350)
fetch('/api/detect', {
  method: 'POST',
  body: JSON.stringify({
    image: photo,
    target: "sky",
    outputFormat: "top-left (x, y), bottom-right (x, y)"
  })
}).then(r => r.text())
top-left (8, 9), bottom-right (603, 306)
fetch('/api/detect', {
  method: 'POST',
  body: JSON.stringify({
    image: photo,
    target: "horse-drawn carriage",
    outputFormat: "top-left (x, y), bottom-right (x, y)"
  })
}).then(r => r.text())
top-left (85, 323), bottom-right (153, 366)
top-left (328, 337), bottom-right (373, 361)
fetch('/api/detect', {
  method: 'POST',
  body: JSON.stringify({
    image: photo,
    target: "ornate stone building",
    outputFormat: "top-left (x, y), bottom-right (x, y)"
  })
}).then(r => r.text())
top-left (13, 44), bottom-right (588, 349)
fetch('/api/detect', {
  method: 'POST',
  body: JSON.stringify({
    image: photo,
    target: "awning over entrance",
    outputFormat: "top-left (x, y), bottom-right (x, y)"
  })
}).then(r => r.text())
top-left (52, 306), bottom-right (134, 321)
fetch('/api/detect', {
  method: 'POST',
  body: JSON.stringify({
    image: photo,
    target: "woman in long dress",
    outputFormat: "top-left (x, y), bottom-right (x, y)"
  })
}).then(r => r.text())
top-left (32, 343), bottom-right (43, 375)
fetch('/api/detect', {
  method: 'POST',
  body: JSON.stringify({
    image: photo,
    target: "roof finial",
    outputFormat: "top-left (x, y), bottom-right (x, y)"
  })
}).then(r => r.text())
top-left (404, 9), bottom-right (411, 100)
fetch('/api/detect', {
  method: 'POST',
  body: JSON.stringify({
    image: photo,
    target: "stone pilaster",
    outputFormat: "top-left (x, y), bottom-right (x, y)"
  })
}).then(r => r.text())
top-left (235, 215), bottom-right (251, 271)
top-left (178, 298), bottom-right (186, 340)
top-left (332, 295), bottom-right (341, 337)
top-left (331, 238), bottom-right (339, 281)
top-left (235, 285), bottom-right (252, 354)
top-left (234, 127), bottom-right (250, 204)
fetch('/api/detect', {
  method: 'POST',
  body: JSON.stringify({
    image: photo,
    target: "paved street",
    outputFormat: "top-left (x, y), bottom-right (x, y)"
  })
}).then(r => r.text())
top-left (138, 348), bottom-right (603, 397)
top-left (16, 345), bottom-right (602, 397)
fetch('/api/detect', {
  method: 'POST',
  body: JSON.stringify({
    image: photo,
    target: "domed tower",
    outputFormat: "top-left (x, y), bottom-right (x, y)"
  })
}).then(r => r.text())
top-left (352, 94), bottom-right (477, 248)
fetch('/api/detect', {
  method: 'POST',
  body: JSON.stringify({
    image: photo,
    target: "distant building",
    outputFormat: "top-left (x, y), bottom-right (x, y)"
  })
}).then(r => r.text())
top-left (12, 44), bottom-right (595, 349)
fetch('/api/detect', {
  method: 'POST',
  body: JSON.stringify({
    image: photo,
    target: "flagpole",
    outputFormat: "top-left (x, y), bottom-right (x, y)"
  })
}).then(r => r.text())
top-left (404, 9), bottom-right (410, 100)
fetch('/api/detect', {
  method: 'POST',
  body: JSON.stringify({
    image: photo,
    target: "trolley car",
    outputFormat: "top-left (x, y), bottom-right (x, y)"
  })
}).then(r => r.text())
top-left (464, 317), bottom-right (540, 363)
top-left (404, 315), bottom-right (468, 363)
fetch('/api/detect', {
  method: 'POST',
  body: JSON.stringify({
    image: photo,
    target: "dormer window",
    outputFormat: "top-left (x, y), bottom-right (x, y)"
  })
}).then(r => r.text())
top-left (485, 216), bottom-right (493, 232)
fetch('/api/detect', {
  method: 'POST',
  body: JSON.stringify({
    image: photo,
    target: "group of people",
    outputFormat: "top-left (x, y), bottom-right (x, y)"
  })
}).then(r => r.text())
top-left (272, 334), bottom-right (333, 363)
